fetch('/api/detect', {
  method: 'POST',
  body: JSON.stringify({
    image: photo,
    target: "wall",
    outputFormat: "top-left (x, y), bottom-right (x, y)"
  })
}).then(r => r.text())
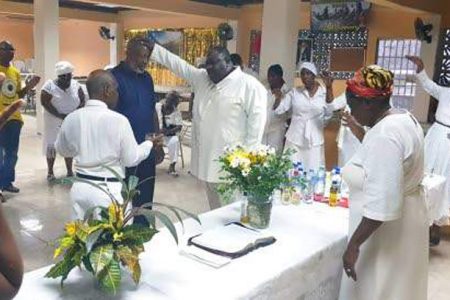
top-left (0, 17), bottom-right (109, 77)
top-left (59, 19), bottom-right (110, 76)
top-left (0, 17), bottom-right (34, 60)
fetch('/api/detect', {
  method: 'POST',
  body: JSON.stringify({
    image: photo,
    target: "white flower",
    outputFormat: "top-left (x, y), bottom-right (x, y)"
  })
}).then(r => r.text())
top-left (239, 157), bottom-right (251, 168)
top-left (241, 169), bottom-right (250, 177)
top-left (230, 157), bottom-right (240, 168)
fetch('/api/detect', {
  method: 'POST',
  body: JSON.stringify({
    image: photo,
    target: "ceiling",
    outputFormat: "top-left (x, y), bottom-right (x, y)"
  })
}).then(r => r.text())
top-left (5, 0), bottom-right (131, 13)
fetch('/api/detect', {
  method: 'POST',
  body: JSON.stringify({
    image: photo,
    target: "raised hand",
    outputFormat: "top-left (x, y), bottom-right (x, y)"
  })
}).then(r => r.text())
top-left (405, 55), bottom-right (424, 73)
top-left (321, 70), bottom-right (334, 88)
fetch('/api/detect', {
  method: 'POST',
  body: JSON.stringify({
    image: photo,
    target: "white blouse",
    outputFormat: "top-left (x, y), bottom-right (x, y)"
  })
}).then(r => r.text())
top-left (416, 70), bottom-right (450, 124)
top-left (42, 79), bottom-right (81, 114)
top-left (275, 85), bottom-right (333, 147)
top-left (350, 113), bottom-right (424, 221)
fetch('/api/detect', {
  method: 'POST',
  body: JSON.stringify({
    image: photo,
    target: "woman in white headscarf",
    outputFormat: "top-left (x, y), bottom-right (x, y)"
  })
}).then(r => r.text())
top-left (41, 61), bottom-right (85, 181)
top-left (274, 62), bottom-right (335, 171)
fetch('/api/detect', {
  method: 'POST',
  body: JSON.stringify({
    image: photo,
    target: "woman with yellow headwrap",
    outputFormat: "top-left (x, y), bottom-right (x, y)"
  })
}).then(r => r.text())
top-left (339, 65), bottom-right (427, 300)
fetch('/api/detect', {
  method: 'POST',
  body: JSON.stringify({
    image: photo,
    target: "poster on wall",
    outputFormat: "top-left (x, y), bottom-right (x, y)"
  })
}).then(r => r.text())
top-left (296, 38), bottom-right (313, 69)
top-left (148, 30), bottom-right (183, 56)
top-left (311, 0), bottom-right (371, 32)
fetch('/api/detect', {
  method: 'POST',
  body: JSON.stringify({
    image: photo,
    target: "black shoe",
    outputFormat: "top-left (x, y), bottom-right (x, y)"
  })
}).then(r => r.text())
top-left (0, 193), bottom-right (5, 203)
top-left (3, 185), bottom-right (20, 193)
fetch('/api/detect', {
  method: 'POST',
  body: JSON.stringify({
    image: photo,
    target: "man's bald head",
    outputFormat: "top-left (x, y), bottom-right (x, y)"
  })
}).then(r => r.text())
top-left (86, 70), bottom-right (119, 108)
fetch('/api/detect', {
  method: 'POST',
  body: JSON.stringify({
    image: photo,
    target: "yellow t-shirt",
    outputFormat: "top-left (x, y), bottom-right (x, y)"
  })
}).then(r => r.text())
top-left (0, 65), bottom-right (22, 123)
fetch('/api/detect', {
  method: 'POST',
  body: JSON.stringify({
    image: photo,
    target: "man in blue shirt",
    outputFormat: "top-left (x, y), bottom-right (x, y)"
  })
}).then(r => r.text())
top-left (111, 37), bottom-right (160, 226)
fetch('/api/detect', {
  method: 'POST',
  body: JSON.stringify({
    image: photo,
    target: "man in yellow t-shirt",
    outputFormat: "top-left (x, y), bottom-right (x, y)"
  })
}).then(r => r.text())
top-left (0, 41), bottom-right (40, 194)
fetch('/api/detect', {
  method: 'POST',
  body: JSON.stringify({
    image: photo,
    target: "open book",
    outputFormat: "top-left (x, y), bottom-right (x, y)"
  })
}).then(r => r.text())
top-left (187, 223), bottom-right (276, 259)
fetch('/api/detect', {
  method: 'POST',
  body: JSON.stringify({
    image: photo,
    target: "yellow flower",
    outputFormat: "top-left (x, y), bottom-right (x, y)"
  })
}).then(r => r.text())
top-left (113, 232), bottom-right (124, 242)
top-left (65, 222), bottom-right (77, 236)
top-left (53, 247), bottom-right (62, 259)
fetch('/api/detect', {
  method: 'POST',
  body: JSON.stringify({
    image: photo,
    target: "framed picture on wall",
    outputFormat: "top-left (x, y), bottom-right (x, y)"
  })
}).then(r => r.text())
top-left (296, 38), bottom-right (313, 69)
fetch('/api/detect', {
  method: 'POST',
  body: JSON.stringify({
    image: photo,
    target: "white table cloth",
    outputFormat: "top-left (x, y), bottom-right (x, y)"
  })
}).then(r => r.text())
top-left (16, 202), bottom-right (349, 300)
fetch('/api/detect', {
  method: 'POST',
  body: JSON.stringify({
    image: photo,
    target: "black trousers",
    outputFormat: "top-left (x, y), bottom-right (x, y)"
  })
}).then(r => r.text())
top-left (127, 153), bottom-right (156, 227)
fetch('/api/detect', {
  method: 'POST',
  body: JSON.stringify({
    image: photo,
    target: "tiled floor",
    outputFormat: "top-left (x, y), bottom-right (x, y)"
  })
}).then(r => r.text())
top-left (2, 115), bottom-right (450, 299)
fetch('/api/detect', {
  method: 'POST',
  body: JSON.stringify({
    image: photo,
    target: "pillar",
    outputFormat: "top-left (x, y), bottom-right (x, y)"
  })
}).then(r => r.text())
top-left (34, 0), bottom-right (59, 134)
top-left (259, 0), bottom-right (300, 86)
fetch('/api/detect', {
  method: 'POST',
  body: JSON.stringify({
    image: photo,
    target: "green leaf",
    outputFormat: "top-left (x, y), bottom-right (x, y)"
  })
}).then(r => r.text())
top-left (83, 256), bottom-right (94, 273)
top-left (98, 259), bottom-right (121, 294)
top-left (122, 225), bottom-right (158, 245)
top-left (127, 175), bottom-right (139, 192)
top-left (86, 229), bottom-right (104, 253)
top-left (67, 177), bottom-right (109, 196)
top-left (89, 244), bottom-right (114, 275)
top-left (83, 206), bottom-right (108, 222)
top-left (45, 257), bottom-right (76, 279)
top-left (131, 262), bottom-right (141, 285)
top-left (116, 245), bottom-right (141, 284)
top-left (133, 209), bottom-right (179, 244)
top-left (140, 202), bottom-right (201, 225)
top-left (129, 244), bottom-right (145, 256)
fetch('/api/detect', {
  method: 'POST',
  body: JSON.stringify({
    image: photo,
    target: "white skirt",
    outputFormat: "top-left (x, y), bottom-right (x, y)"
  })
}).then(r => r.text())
top-left (424, 122), bottom-right (450, 224)
top-left (284, 139), bottom-right (324, 171)
top-left (43, 112), bottom-right (63, 157)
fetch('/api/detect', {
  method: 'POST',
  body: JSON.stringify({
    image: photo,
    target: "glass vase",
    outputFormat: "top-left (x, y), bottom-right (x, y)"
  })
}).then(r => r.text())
top-left (246, 195), bottom-right (273, 229)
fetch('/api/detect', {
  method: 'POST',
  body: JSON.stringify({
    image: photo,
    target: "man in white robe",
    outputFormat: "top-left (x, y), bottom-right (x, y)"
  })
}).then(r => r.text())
top-left (148, 41), bottom-right (267, 209)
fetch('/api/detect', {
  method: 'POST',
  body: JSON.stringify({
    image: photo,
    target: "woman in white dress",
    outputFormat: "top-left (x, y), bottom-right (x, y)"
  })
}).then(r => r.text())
top-left (41, 61), bottom-right (85, 181)
top-left (156, 92), bottom-right (183, 176)
top-left (274, 62), bottom-right (334, 171)
top-left (406, 55), bottom-right (450, 245)
top-left (262, 64), bottom-right (290, 153)
top-left (339, 65), bottom-right (427, 300)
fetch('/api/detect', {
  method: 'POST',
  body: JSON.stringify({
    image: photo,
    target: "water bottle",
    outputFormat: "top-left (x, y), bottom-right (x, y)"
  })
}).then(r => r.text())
top-left (314, 166), bottom-right (326, 202)
top-left (331, 167), bottom-right (342, 194)
top-left (303, 170), bottom-right (315, 204)
top-left (291, 170), bottom-right (303, 205)
top-left (329, 180), bottom-right (340, 207)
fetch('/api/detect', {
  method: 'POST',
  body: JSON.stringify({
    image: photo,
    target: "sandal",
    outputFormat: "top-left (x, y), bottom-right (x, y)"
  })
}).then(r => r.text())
top-left (168, 170), bottom-right (179, 177)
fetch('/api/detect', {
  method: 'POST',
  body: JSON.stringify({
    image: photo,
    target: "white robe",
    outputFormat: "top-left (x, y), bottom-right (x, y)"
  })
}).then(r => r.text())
top-left (339, 113), bottom-right (427, 300)
top-left (151, 44), bottom-right (267, 183)
top-left (416, 70), bottom-right (450, 223)
top-left (262, 83), bottom-right (290, 153)
top-left (275, 85), bottom-right (333, 171)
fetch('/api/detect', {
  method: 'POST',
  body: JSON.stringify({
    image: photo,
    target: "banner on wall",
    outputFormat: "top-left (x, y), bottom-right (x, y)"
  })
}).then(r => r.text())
top-left (311, 0), bottom-right (371, 32)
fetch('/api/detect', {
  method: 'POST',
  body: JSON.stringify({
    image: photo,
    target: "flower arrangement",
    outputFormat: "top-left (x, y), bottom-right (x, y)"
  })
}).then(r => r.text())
top-left (45, 167), bottom-right (200, 294)
top-left (218, 144), bottom-right (293, 201)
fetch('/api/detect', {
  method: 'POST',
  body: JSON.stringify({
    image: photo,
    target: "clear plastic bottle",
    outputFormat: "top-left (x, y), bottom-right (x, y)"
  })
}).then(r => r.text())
top-left (314, 166), bottom-right (326, 202)
top-left (303, 170), bottom-right (314, 204)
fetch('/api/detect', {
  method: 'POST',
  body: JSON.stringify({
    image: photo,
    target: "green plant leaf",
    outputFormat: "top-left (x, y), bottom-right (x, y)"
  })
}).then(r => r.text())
top-left (129, 244), bottom-right (145, 256)
top-left (45, 257), bottom-right (76, 279)
top-left (98, 258), bottom-right (121, 294)
top-left (133, 209), bottom-right (179, 244)
top-left (86, 229), bottom-right (104, 253)
top-left (89, 244), bottom-right (114, 275)
top-left (83, 206), bottom-right (108, 222)
top-left (83, 256), bottom-right (94, 274)
top-left (127, 175), bottom-right (139, 192)
top-left (66, 177), bottom-right (109, 196)
top-left (140, 202), bottom-right (201, 225)
top-left (116, 245), bottom-right (141, 284)
top-left (131, 261), bottom-right (141, 285)
top-left (122, 224), bottom-right (158, 245)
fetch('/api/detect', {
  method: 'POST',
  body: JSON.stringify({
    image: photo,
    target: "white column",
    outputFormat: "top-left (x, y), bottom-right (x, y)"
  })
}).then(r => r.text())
top-left (34, 0), bottom-right (59, 134)
top-left (412, 14), bottom-right (441, 123)
top-left (226, 20), bottom-right (238, 54)
top-left (259, 0), bottom-right (300, 86)
top-left (109, 23), bottom-right (118, 67)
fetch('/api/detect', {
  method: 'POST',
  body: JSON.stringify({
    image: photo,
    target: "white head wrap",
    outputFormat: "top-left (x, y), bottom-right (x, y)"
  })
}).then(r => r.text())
top-left (55, 61), bottom-right (74, 76)
top-left (299, 62), bottom-right (318, 76)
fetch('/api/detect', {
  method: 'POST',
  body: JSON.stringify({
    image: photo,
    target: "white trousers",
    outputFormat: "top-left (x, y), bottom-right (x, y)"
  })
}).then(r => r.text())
top-left (70, 181), bottom-right (123, 220)
top-left (165, 136), bottom-right (179, 164)
top-left (284, 140), bottom-right (324, 171)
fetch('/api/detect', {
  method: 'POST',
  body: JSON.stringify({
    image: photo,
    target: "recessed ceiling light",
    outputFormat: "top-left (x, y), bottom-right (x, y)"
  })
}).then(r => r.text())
top-left (95, 3), bottom-right (120, 9)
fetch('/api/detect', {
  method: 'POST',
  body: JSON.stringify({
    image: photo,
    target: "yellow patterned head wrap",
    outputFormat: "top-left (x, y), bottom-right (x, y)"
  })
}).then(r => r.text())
top-left (347, 65), bottom-right (394, 99)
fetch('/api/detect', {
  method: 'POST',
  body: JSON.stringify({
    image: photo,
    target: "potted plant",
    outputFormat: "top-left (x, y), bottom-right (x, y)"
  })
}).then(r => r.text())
top-left (45, 167), bottom-right (200, 294)
top-left (218, 145), bottom-right (293, 229)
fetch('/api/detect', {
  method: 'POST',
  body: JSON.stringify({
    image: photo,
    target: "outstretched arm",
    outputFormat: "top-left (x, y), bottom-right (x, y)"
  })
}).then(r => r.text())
top-left (406, 55), bottom-right (445, 100)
